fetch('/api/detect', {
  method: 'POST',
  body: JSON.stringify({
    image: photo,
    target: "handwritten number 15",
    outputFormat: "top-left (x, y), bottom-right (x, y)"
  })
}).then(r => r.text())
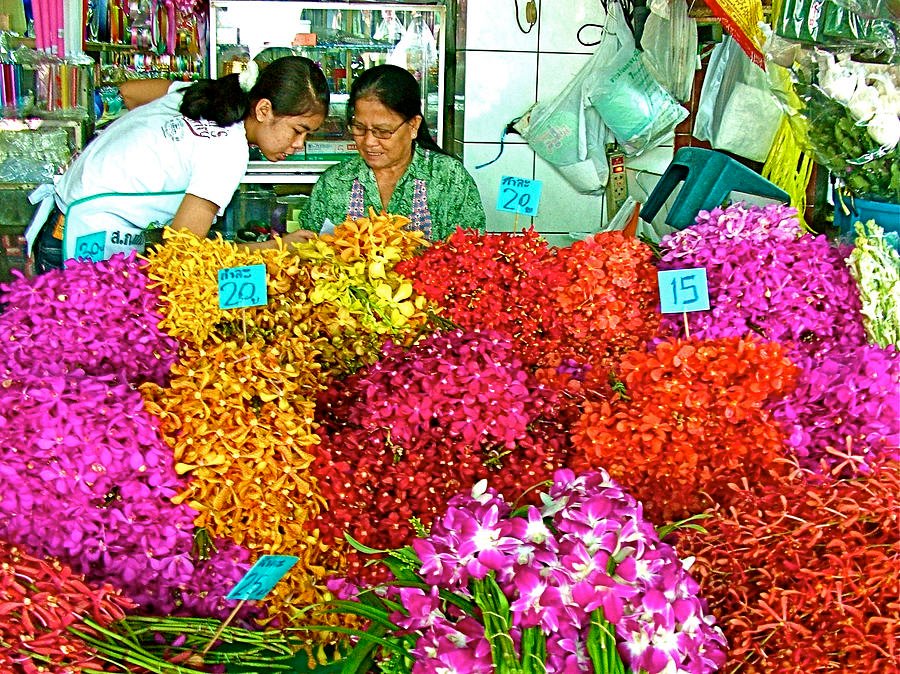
top-left (671, 274), bottom-right (699, 307)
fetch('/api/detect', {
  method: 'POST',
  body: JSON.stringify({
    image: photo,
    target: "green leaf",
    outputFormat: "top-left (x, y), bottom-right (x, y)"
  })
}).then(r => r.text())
top-left (386, 579), bottom-right (478, 615)
top-left (321, 600), bottom-right (400, 629)
top-left (344, 532), bottom-right (389, 555)
top-left (656, 512), bottom-right (711, 539)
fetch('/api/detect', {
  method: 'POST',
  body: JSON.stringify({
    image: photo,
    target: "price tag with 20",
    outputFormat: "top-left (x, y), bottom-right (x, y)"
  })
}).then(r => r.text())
top-left (218, 264), bottom-right (268, 310)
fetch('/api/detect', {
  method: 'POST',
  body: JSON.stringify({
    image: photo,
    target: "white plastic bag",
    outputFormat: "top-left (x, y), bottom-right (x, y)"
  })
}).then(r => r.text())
top-left (514, 2), bottom-right (624, 194)
top-left (694, 36), bottom-right (783, 162)
top-left (640, 0), bottom-right (698, 102)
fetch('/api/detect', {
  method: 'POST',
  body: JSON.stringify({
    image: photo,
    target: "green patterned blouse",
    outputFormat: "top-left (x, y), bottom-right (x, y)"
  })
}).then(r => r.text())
top-left (302, 146), bottom-right (486, 241)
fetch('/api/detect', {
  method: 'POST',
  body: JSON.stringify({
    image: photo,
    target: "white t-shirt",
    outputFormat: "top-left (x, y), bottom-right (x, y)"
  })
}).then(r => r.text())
top-left (55, 81), bottom-right (249, 259)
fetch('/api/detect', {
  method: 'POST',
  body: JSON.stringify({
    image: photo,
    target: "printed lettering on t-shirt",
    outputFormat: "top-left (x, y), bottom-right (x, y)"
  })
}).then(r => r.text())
top-left (183, 118), bottom-right (228, 138)
top-left (162, 118), bottom-right (185, 142)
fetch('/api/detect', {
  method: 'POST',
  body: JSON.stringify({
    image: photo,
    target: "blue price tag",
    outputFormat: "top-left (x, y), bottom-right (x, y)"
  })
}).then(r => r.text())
top-left (74, 231), bottom-right (106, 262)
top-left (658, 268), bottom-right (711, 313)
top-left (496, 176), bottom-right (542, 216)
top-left (226, 555), bottom-right (299, 601)
top-left (218, 264), bottom-right (268, 310)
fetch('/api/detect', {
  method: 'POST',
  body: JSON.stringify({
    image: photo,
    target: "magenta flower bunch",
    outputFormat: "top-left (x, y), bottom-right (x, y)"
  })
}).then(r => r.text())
top-left (311, 328), bottom-right (569, 565)
top-left (658, 203), bottom-right (867, 360)
top-left (770, 344), bottom-right (900, 473)
top-left (332, 469), bottom-right (727, 674)
top-left (0, 371), bottom-right (257, 622)
top-left (0, 253), bottom-right (178, 384)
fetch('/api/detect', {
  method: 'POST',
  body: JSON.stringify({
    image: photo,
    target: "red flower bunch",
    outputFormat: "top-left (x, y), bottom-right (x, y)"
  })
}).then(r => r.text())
top-left (552, 232), bottom-right (662, 372)
top-left (676, 458), bottom-right (900, 673)
top-left (0, 541), bottom-right (133, 672)
top-left (309, 329), bottom-right (570, 574)
top-left (396, 228), bottom-right (565, 365)
top-left (396, 230), bottom-right (662, 404)
top-left (570, 337), bottom-right (797, 522)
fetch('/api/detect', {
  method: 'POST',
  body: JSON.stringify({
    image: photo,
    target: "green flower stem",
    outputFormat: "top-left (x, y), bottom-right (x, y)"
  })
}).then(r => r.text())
top-left (473, 576), bottom-right (525, 674)
top-left (586, 608), bottom-right (626, 674)
top-left (69, 626), bottom-right (207, 674)
top-left (520, 626), bottom-right (547, 674)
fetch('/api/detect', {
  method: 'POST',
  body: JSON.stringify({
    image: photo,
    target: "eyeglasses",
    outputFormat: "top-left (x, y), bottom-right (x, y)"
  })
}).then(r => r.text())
top-left (347, 118), bottom-right (409, 140)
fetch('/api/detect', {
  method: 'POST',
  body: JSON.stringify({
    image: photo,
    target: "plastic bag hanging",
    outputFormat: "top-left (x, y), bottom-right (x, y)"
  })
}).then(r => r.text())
top-left (388, 13), bottom-right (437, 78)
top-left (640, 0), bottom-right (698, 102)
top-left (693, 36), bottom-right (783, 162)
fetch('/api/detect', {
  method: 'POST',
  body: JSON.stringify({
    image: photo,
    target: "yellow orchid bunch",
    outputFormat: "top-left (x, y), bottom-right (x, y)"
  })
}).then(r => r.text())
top-left (291, 209), bottom-right (436, 378)
top-left (139, 338), bottom-right (347, 626)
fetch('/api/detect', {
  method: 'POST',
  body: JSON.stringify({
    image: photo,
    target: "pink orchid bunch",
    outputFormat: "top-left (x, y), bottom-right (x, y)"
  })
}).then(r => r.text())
top-left (770, 344), bottom-right (900, 473)
top-left (0, 253), bottom-right (178, 385)
top-left (0, 370), bottom-right (258, 622)
top-left (311, 329), bottom-right (570, 567)
top-left (330, 469), bottom-right (726, 674)
top-left (658, 203), bottom-right (868, 360)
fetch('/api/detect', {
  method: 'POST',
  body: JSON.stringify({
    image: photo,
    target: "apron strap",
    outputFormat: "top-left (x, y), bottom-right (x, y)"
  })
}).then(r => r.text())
top-left (348, 179), bottom-right (365, 220)
top-left (411, 178), bottom-right (433, 240)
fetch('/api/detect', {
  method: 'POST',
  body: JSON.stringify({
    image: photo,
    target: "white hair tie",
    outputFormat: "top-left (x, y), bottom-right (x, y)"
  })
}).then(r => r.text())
top-left (238, 60), bottom-right (260, 93)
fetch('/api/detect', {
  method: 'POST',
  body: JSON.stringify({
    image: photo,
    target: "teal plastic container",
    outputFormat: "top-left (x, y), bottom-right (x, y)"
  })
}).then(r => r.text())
top-left (833, 196), bottom-right (900, 238)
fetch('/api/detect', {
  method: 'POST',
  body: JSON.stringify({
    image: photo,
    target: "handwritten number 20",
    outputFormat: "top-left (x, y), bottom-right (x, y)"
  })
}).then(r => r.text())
top-left (77, 240), bottom-right (102, 257)
top-left (221, 281), bottom-right (256, 307)
top-left (670, 274), bottom-right (699, 307)
top-left (502, 188), bottom-right (531, 211)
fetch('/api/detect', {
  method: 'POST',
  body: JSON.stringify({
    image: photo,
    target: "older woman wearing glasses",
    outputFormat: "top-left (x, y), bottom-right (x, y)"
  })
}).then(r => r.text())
top-left (303, 64), bottom-right (485, 240)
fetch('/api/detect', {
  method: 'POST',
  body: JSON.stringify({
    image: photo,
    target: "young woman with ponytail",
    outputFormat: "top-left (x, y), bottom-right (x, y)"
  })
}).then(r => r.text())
top-left (31, 56), bottom-right (329, 271)
top-left (303, 64), bottom-right (485, 241)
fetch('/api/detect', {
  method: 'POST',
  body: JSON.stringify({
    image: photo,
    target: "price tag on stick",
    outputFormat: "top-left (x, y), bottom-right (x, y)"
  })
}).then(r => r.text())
top-left (226, 554), bottom-right (299, 601)
top-left (658, 268), bottom-right (710, 314)
top-left (74, 231), bottom-right (106, 262)
top-left (218, 264), bottom-right (268, 310)
top-left (658, 268), bottom-right (710, 338)
top-left (496, 175), bottom-right (542, 216)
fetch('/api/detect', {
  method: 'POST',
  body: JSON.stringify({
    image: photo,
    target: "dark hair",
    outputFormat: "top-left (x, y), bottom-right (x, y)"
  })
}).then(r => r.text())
top-left (180, 56), bottom-right (329, 127)
top-left (348, 64), bottom-right (446, 155)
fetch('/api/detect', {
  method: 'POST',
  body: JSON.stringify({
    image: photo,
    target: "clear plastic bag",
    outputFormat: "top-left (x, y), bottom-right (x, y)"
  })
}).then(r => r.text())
top-left (640, 0), bottom-right (698, 103)
top-left (586, 46), bottom-right (688, 156)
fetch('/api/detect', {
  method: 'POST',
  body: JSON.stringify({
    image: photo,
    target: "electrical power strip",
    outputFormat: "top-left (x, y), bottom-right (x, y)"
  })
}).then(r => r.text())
top-left (607, 149), bottom-right (628, 219)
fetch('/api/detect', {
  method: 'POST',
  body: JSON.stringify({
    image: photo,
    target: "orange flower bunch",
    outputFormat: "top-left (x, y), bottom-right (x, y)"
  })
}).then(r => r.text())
top-left (140, 216), bottom-right (437, 627)
top-left (552, 232), bottom-right (662, 372)
top-left (319, 207), bottom-right (426, 262)
top-left (678, 458), bottom-right (900, 673)
top-left (140, 338), bottom-right (331, 618)
top-left (570, 337), bottom-right (797, 522)
top-left (144, 229), bottom-right (263, 345)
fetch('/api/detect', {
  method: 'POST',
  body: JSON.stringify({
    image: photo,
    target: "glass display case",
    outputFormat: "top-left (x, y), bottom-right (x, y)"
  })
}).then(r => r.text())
top-left (209, 0), bottom-right (446, 182)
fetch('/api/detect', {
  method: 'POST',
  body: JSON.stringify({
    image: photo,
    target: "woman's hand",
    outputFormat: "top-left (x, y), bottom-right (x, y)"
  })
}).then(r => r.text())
top-left (281, 229), bottom-right (318, 245)
top-left (236, 229), bottom-right (318, 251)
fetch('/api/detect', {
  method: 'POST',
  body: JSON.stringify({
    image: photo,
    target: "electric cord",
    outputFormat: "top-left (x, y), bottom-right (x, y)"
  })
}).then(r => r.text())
top-left (474, 119), bottom-right (522, 170)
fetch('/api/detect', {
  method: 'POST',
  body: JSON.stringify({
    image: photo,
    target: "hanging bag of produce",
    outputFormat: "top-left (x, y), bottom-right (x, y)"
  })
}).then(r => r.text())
top-left (514, 2), bottom-right (623, 194)
top-left (583, 0), bottom-right (687, 156)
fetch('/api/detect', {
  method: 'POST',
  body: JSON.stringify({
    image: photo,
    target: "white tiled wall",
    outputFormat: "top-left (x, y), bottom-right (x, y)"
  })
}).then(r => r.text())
top-left (457, 0), bottom-right (673, 242)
